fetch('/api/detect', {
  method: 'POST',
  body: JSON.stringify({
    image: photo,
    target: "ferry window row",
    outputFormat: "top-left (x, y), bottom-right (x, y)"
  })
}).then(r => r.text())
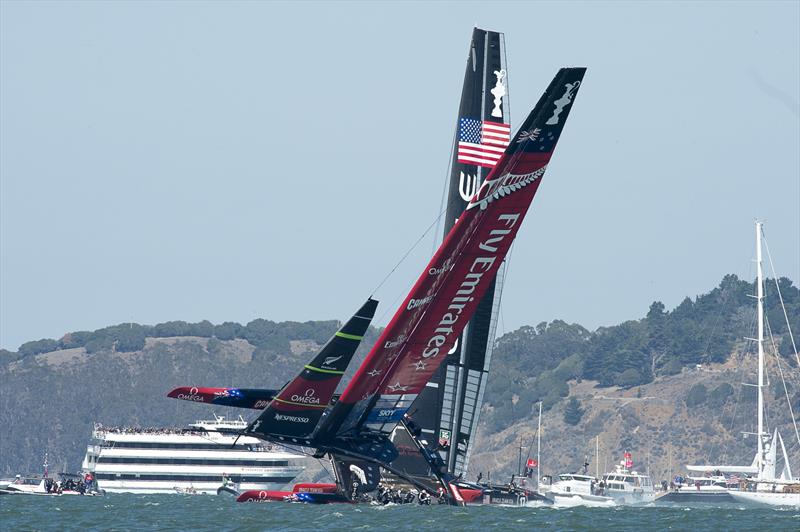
top-left (95, 473), bottom-right (296, 483)
top-left (97, 457), bottom-right (289, 466)
top-left (604, 475), bottom-right (651, 487)
top-left (107, 442), bottom-right (255, 450)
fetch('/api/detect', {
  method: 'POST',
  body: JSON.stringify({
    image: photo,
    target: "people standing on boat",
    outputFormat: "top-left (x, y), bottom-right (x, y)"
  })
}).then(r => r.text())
top-left (418, 490), bottom-right (431, 505)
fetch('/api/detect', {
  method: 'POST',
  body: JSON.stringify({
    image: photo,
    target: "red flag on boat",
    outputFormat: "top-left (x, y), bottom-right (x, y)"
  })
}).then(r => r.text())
top-left (624, 451), bottom-right (633, 469)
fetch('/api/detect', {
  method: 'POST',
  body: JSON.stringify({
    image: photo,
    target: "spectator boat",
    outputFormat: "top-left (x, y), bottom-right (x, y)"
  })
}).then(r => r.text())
top-left (81, 415), bottom-right (305, 494)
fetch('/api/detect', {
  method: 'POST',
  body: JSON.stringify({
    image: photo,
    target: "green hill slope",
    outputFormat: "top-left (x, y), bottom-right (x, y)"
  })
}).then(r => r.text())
top-left (2, 274), bottom-right (798, 482)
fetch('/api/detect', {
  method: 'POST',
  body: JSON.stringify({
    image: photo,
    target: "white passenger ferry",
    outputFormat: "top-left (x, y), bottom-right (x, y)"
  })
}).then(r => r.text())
top-left (81, 415), bottom-right (305, 494)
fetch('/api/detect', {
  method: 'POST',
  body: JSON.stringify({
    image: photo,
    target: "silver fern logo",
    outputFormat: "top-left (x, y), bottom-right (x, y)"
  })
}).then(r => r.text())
top-left (322, 355), bottom-right (342, 368)
top-left (466, 166), bottom-right (547, 211)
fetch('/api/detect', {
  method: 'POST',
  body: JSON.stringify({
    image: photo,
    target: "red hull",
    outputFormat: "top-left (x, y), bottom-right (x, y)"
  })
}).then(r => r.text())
top-left (236, 490), bottom-right (293, 503)
top-left (236, 483), bottom-right (341, 503)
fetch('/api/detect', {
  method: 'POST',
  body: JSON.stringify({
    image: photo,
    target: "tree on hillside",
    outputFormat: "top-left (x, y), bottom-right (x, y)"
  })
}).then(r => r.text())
top-left (188, 320), bottom-right (214, 338)
top-left (617, 368), bottom-right (645, 388)
top-left (213, 321), bottom-right (244, 341)
top-left (59, 331), bottom-right (93, 349)
top-left (0, 348), bottom-right (20, 362)
top-left (153, 321), bottom-right (192, 338)
top-left (646, 301), bottom-right (668, 375)
top-left (685, 383), bottom-right (708, 407)
top-left (709, 383), bottom-right (734, 406)
top-left (18, 338), bottom-right (59, 357)
top-left (563, 397), bottom-right (584, 426)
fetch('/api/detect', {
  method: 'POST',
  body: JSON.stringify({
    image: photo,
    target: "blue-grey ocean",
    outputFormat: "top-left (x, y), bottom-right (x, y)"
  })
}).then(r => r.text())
top-left (1, 495), bottom-right (798, 531)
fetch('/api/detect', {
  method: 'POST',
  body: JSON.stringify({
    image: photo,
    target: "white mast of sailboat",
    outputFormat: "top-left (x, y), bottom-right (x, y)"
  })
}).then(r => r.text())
top-left (596, 436), bottom-right (600, 479)
top-left (755, 220), bottom-right (766, 478)
top-left (536, 401), bottom-right (542, 492)
top-left (686, 221), bottom-right (796, 483)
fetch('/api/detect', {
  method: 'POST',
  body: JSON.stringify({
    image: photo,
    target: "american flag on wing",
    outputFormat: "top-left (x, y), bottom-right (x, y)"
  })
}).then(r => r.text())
top-left (457, 117), bottom-right (511, 168)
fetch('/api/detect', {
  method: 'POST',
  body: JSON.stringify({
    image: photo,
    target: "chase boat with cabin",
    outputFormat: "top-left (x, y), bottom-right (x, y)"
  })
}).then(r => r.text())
top-left (599, 454), bottom-right (655, 505)
top-left (540, 473), bottom-right (614, 507)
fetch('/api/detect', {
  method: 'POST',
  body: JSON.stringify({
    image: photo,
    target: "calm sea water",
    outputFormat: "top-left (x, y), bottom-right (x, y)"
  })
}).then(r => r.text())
top-left (1, 494), bottom-right (798, 531)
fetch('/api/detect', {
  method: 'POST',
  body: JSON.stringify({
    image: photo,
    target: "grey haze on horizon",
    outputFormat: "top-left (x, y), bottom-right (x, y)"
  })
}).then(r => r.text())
top-left (1, 1), bottom-right (798, 351)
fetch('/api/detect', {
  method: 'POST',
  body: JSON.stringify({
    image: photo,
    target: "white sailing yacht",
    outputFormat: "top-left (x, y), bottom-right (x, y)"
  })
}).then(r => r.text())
top-left (725, 222), bottom-right (800, 507)
top-left (681, 222), bottom-right (799, 507)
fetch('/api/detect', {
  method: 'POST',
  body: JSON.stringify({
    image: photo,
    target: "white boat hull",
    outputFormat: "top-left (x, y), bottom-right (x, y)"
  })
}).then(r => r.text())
top-left (729, 490), bottom-right (800, 507)
top-left (605, 490), bottom-right (655, 506)
top-left (97, 480), bottom-right (280, 495)
top-left (549, 493), bottom-right (615, 508)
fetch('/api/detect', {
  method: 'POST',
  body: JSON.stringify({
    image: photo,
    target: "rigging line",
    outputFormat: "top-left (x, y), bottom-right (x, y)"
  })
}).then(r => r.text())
top-left (723, 335), bottom-right (752, 458)
top-left (433, 124), bottom-right (458, 256)
top-left (765, 315), bottom-right (800, 449)
top-left (761, 230), bottom-right (800, 368)
top-left (500, 31), bottom-right (511, 136)
top-left (364, 207), bottom-right (502, 420)
top-left (719, 348), bottom-right (746, 462)
top-left (495, 240), bottom-right (516, 340)
top-left (375, 285), bottom-right (411, 326)
top-left (315, 457), bottom-right (335, 482)
top-left (369, 205), bottom-right (448, 298)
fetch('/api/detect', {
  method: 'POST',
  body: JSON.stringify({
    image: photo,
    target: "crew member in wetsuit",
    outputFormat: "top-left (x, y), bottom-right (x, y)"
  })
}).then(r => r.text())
top-left (418, 490), bottom-right (431, 505)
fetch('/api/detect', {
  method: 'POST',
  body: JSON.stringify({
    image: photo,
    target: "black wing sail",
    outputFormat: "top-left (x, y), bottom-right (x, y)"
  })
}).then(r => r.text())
top-left (392, 27), bottom-right (509, 481)
top-left (247, 298), bottom-right (378, 443)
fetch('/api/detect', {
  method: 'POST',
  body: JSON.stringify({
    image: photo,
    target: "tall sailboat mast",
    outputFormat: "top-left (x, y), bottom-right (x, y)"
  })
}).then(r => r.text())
top-left (755, 220), bottom-right (766, 478)
top-left (537, 401), bottom-right (542, 490)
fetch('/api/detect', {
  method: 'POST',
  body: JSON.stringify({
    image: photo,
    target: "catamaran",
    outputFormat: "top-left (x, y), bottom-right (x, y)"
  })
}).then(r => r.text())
top-left (387, 27), bottom-right (511, 495)
top-left (168, 37), bottom-right (587, 504)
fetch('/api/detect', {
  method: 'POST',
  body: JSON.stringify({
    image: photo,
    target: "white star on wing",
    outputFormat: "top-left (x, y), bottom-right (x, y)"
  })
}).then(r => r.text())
top-left (367, 369), bottom-right (382, 377)
top-left (412, 360), bottom-right (427, 371)
top-left (387, 382), bottom-right (409, 393)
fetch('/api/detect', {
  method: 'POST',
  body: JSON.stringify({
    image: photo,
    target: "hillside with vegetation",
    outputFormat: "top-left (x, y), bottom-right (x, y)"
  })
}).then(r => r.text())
top-left (1, 274), bottom-right (798, 484)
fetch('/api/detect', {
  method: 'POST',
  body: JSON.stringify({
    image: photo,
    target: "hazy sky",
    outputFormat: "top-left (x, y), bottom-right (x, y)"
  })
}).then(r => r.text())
top-left (1, 1), bottom-right (798, 351)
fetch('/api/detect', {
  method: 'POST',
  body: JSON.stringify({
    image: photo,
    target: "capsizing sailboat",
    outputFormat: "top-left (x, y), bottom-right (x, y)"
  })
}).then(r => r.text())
top-left (386, 28), bottom-right (511, 497)
top-left (169, 63), bottom-right (587, 504)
